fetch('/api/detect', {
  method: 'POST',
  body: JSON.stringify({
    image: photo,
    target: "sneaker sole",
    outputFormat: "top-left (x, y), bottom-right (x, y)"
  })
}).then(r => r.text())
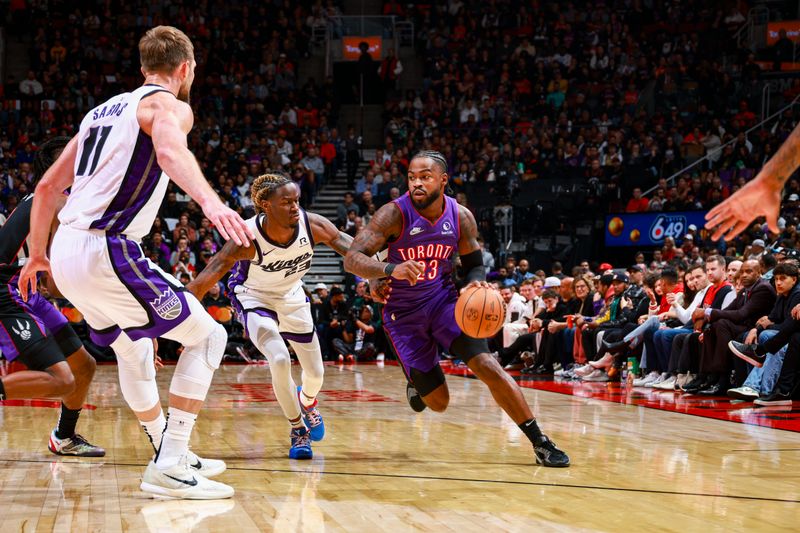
top-left (48, 446), bottom-right (106, 457)
top-left (728, 342), bottom-right (764, 368)
top-left (754, 400), bottom-right (793, 407)
top-left (534, 456), bottom-right (571, 468)
top-left (727, 391), bottom-right (759, 401)
top-left (289, 450), bottom-right (313, 460)
top-left (140, 481), bottom-right (234, 500)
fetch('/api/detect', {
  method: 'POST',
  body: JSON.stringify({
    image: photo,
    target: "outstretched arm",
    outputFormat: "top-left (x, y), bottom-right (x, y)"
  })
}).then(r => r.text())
top-left (307, 212), bottom-right (353, 257)
top-left (343, 202), bottom-right (423, 284)
top-left (186, 239), bottom-right (254, 300)
top-left (705, 124), bottom-right (800, 240)
top-left (457, 205), bottom-right (488, 289)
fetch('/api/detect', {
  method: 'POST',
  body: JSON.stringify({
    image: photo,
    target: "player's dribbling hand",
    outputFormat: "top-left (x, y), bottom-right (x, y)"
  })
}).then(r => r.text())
top-left (390, 260), bottom-right (425, 285)
top-left (17, 255), bottom-right (50, 302)
top-left (203, 202), bottom-right (255, 247)
top-left (460, 280), bottom-right (492, 293)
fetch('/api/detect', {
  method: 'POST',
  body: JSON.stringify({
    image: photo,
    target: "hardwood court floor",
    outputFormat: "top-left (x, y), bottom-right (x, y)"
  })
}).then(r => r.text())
top-left (1, 361), bottom-right (799, 532)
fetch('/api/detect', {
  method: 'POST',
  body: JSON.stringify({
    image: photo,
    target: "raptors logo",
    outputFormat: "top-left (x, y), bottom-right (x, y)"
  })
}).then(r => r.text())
top-left (11, 319), bottom-right (31, 341)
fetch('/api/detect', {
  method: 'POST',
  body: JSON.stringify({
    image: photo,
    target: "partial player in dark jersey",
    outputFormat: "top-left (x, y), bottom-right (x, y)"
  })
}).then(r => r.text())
top-left (344, 151), bottom-right (569, 467)
top-left (0, 137), bottom-right (104, 456)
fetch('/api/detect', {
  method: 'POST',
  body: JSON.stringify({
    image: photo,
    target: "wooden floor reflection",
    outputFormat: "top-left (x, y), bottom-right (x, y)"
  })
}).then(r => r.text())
top-left (1, 362), bottom-right (799, 532)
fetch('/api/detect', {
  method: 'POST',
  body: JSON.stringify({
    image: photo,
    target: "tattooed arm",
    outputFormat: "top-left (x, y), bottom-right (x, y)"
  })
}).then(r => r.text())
top-left (307, 212), bottom-right (353, 257)
top-left (705, 124), bottom-right (800, 240)
top-left (186, 239), bottom-right (255, 300)
top-left (343, 202), bottom-right (424, 284)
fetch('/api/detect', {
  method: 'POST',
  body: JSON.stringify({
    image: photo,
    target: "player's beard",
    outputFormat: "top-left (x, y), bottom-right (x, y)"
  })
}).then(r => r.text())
top-left (410, 187), bottom-right (441, 210)
top-left (177, 83), bottom-right (191, 104)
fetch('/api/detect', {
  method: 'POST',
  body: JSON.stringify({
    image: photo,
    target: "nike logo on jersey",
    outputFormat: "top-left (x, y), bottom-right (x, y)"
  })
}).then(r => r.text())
top-left (164, 473), bottom-right (199, 486)
top-left (409, 227), bottom-right (424, 236)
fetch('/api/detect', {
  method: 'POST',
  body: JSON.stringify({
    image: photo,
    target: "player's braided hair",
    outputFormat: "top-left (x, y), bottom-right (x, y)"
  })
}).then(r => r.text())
top-left (410, 150), bottom-right (448, 173)
top-left (251, 171), bottom-right (292, 212)
top-left (33, 136), bottom-right (71, 183)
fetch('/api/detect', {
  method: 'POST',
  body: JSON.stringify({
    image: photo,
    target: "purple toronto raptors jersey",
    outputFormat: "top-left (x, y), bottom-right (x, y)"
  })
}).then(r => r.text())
top-left (385, 193), bottom-right (460, 310)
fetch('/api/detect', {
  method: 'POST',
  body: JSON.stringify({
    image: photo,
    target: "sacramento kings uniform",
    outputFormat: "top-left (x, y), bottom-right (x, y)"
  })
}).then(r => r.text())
top-left (49, 85), bottom-right (199, 346)
top-left (228, 210), bottom-right (316, 341)
top-left (383, 193), bottom-right (464, 373)
top-left (0, 196), bottom-right (82, 369)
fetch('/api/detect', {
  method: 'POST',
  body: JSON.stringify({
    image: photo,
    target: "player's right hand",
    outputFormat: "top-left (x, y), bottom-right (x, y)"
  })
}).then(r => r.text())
top-left (17, 255), bottom-right (50, 302)
top-left (203, 201), bottom-right (255, 247)
top-left (390, 260), bottom-right (425, 285)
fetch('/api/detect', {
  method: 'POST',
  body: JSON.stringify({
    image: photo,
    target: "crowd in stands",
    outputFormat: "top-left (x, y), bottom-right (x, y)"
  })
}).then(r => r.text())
top-left (377, 1), bottom-right (800, 228)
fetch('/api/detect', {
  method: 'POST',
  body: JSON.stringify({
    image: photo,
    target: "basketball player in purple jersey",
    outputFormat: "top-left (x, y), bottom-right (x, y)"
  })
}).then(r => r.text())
top-left (345, 151), bottom-right (570, 467)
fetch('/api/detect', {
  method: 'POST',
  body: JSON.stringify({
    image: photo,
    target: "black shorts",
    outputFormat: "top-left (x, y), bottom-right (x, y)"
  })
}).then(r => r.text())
top-left (0, 287), bottom-right (83, 372)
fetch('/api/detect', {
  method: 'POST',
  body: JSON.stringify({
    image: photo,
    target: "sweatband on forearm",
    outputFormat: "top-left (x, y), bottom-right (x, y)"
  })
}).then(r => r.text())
top-left (460, 250), bottom-right (486, 283)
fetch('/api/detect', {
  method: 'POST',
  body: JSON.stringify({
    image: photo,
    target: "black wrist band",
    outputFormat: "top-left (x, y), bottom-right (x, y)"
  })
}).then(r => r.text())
top-left (384, 263), bottom-right (396, 276)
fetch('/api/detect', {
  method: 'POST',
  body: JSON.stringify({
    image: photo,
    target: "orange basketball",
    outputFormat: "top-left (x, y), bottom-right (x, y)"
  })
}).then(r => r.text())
top-left (454, 286), bottom-right (506, 338)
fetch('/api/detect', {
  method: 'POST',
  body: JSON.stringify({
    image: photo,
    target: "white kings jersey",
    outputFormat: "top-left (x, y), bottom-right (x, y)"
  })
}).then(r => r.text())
top-left (228, 210), bottom-right (315, 297)
top-left (59, 85), bottom-right (174, 241)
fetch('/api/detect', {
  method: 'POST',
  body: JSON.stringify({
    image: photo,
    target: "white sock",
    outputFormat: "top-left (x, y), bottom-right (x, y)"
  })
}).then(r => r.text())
top-left (156, 407), bottom-right (196, 470)
top-left (141, 411), bottom-right (166, 453)
top-left (289, 414), bottom-right (306, 430)
top-left (299, 387), bottom-right (317, 408)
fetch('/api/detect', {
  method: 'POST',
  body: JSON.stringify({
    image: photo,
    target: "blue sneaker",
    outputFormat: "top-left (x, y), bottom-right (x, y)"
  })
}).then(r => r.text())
top-left (289, 427), bottom-right (312, 460)
top-left (297, 386), bottom-right (325, 441)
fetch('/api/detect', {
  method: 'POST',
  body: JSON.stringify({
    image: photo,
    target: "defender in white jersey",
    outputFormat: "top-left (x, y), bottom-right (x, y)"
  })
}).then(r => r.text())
top-left (188, 172), bottom-right (353, 459)
top-left (19, 26), bottom-right (254, 500)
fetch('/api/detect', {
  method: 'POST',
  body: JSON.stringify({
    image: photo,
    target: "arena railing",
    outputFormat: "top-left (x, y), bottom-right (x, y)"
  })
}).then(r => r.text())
top-left (642, 92), bottom-right (800, 198)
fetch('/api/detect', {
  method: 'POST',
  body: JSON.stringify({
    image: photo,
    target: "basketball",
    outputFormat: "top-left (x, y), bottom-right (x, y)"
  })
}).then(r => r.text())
top-left (455, 286), bottom-right (506, 338)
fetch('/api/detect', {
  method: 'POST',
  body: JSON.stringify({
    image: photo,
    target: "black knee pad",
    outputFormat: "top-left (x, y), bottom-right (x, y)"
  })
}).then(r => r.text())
top-left (409, 364), bottom-right (446, 397)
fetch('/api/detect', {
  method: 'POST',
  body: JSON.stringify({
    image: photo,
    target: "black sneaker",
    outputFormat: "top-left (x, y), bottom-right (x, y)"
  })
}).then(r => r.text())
top-left (754, 391), bottom-right (793, 407)
top-left (406, 382), bottom-right (427, 412)
top-left (533, 435), bottom-right (570, 467)
top-left (682, 374), bottom-right (709, 393)
top-left (728, 341), bottom-right (766, 368)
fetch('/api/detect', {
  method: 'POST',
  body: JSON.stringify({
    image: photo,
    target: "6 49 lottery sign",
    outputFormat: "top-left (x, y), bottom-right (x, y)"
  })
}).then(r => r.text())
top-left (605, 211), bottom-right (707, 247)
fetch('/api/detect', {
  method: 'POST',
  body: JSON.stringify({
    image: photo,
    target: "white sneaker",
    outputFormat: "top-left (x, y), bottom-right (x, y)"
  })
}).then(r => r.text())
top-left (141, 457), bottom-right (234, 500)
top-left (582, 369), bottom-right (610, 382)
top-left (727, 386), bottom-right (760, 401)
top-left (186, 450), bottom-right (226, 478)
top-left (634, 371), bottom-right (660, 387)
top-left (574, 364), bottom-right (595, 377)
top-left (646, 372), bottom-right (669, 388)
top-left (654, 375), bottom-right (677, 390)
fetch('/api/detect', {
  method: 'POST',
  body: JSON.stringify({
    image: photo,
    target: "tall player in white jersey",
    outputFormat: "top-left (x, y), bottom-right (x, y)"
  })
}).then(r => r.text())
top-left (188, 172), bottom-right (353, 459)
top-left (19, 26), bottom-right (254, 500)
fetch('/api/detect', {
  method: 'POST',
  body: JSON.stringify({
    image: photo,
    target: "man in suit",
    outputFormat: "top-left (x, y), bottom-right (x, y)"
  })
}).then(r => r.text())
top-left (684, 260), bottom-right (776, 395)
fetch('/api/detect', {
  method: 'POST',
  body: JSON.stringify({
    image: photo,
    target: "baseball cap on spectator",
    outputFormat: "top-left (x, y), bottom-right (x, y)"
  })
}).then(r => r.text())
top-left (628, 265), bottom-right (643, 273)
top-left (544, 276), bottom-right (561, 288)
top-left (599, 262), bottom-right (613, 272)
top-left (503, 278), bottom-right (518, 288)
top-left (688, 224), bottom-right (697, 231)
top-left (684, 234), bottom-right (693, 240)
top-left (313, 283), bottom-right (328, 292)
top-left (789, 194), bottom-right (799, 202)
top-left (612, 271), bottom-right (629, 284)
top-left (599, 273), bottom-right (615, 286)
top-left (752, 239), bottom-right (766, 248)
top-left (778, 217), bottom-right (787, 230)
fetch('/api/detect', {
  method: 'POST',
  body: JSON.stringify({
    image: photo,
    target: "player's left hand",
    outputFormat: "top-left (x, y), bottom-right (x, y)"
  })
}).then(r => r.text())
top-left (460, 280), bottom-right (492, 294)
top-left (17, 255), bottom-right (51, 302)
top-left (705, 175), bottom-right (782, 241)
